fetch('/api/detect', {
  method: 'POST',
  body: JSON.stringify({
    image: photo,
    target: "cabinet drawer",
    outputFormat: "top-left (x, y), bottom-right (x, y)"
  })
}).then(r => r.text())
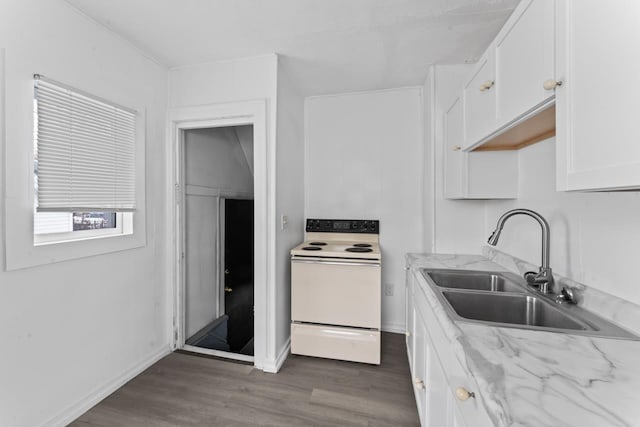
top-left (291, 323), bottom-right (380, 365)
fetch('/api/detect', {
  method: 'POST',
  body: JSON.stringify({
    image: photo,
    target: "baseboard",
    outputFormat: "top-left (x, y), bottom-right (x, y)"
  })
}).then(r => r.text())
top-left (382, 322), bottom-right (406, 334)
top-left (262, 337), bottom-right (291, 373)
top-left (44, 344), bottom-right (172, 427)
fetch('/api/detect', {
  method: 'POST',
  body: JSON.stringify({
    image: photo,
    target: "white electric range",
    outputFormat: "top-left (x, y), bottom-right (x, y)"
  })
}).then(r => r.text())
top-left (290, 219), bottom-right (381, 365)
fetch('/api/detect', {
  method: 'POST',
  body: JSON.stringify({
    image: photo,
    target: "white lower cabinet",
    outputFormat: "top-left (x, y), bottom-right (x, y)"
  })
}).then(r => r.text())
top-left (406, 269), bottom-right (493, 426)
top-left (412, 308), bottom-right (428, 423)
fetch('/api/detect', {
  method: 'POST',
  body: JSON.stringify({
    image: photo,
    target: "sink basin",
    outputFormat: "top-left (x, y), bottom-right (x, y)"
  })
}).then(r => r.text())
top-left (442, 291), bottom-right (588, 330)
top-left (426, 270), bottom-right (524, 293)
top-left (419, 267), bottom-right (638, 340)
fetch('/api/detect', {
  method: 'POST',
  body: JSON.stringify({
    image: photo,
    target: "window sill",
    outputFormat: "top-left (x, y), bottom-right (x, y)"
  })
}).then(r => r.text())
top-left (5, 224), bottom-right (145, 271)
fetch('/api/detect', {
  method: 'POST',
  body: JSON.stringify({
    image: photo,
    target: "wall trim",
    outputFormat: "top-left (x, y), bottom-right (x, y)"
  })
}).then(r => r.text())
top-left (262, 337), bottom-right (291, 373)
top-left (382, 322), bottom-right (406, 334)
top-left (45, 345), bottom-right (171, 427)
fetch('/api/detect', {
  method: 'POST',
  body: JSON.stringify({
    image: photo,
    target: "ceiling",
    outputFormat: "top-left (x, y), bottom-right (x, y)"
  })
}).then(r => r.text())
top-left (64, 0), bottom-right (519, 96)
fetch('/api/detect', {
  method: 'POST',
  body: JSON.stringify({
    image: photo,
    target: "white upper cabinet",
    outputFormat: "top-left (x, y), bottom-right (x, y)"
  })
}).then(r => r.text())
top-left (444, 96), bottom-right (466, 199)
top-left (463, 52), bottom-right (496, 149)
top-left (444, 95), bottom-right (518, 200)
top-left (462, 0), bottom-right (556, 151)
top-left (495, 0), bottom-right (555, 127)
top-left (555, 0), bottom-right (640, 191)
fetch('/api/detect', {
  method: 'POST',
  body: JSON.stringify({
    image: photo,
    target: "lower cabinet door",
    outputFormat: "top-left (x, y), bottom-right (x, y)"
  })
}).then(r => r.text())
top-left (450, 398), bottom-right (467, 427)
top-left (424, 336), bottom-right (450, 426)
top-left (412, 311), bottom-right (428, 424)
top-left (405, 274), bottom-right (415, 368)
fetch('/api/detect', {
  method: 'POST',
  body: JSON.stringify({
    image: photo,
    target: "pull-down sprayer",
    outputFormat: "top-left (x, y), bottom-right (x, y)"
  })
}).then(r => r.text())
top-left (487, 209), bottom-right (554, 294)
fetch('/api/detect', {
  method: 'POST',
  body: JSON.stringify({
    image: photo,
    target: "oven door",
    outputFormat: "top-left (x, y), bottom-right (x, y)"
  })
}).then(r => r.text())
top-left (291, 257), bottom-right (381, 329)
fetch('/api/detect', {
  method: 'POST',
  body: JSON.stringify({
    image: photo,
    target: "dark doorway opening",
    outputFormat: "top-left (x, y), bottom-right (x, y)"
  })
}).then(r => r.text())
top-left (223, 198), bottom-right (254, 354)
top-left (186, 198), bottom-right (254, 356)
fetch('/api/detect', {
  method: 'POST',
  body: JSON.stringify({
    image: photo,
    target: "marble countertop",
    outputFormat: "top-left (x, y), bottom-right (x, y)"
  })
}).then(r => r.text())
top-left (407, 252), bottom-right (640, 427)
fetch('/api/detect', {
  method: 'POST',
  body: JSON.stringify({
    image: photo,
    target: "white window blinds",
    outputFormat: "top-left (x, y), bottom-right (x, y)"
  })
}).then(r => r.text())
top-left (34, 75), bottom-right (137, 212)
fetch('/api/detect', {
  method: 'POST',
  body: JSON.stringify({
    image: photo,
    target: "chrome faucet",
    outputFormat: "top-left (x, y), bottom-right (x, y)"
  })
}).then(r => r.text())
top-left (487, 209), bottom-right (554, 294)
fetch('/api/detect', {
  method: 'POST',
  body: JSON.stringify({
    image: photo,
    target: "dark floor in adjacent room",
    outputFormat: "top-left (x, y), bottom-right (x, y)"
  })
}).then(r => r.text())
top-left (70, 332), bottom-right (420, 426)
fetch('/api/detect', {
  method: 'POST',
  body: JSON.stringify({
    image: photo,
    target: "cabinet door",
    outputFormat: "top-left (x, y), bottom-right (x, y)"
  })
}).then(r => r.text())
top-left (449, 395), bottom-right (467, 427)
top-left (463, 52), bottom-right (496, 148)
top-left (412, 310), bottom-right (428, 425)
top-left (495, 0), bottom-right (555, 126)
top-left (405, 271), bottom-right (415, 368)
top-left (444, 96), bottom-right (465, 199)
top-left (424, 334), bottom-right (450, 427)
top-left (556, 0), bottom-right (640, 191)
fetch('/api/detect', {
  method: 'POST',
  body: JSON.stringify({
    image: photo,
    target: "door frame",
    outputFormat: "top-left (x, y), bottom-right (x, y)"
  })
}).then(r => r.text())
top-left (167, 100), bottom-right (273, 369)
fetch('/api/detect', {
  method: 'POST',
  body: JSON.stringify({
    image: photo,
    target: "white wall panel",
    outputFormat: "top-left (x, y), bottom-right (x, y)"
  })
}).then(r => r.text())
top-left (0, 1), bottom-right (168, 426)
top-left (305, 87), bottom-right (423, 332)
top-left (274, 59), bottom-right (305, 354)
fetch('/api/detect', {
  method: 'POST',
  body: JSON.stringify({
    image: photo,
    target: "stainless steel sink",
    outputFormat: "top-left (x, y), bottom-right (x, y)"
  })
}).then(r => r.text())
top-left (420, 268), bottom-right (639, 340)
top-left (442, 291), bottom-right (587, 330)
top-left (427, 270), bottom-right (524, 293)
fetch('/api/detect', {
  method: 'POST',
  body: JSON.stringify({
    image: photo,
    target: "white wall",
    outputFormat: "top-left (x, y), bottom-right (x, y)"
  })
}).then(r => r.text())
top-left (484, 138), bottom-right (640, 306)
top-left (431, 65), bottom-right (487, 254)
top-left (422, 68), bottom-right (435, 253)
top-left (184, 127), bottom-right (253, 337)
top-left (305, 88), bottom-right (423, 332)
top-left (0, 1), bottom-right (169, 426)
top-left (185, 127), bottom-right (254, 191)
top-left (274, 57), bottom-right (305, 354)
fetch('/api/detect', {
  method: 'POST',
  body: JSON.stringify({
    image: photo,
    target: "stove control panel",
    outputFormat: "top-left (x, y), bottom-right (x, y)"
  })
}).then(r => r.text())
top-left (306, 219), bottom-right (379, 234)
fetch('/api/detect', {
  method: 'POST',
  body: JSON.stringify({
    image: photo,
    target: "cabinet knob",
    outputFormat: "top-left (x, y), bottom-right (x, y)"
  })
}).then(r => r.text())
top-left (455, 387), bottom-right (475, 401)
top-left (405, 331), bottom-right (411, 337)
top-left (543, 79), bottom-right (563, 90)
top-left (452, 145), bottom-right (461, 151)
top-left (414, 379), bottom-right (425, 390)
top-left (479, 80), bottom-right (494, 92)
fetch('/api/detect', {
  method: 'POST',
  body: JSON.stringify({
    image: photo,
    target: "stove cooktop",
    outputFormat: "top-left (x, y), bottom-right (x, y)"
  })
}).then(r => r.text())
top-left (291, 240), bottom-right (381, 260)
top-left (291, 219), bottom-right (381, 260)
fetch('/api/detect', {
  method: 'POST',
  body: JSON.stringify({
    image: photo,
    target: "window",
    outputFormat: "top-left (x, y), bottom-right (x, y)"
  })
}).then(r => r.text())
top-left (33, 75), bottom-right (136, 244)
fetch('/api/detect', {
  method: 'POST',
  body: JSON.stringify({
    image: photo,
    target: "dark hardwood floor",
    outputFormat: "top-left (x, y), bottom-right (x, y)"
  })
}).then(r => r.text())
top-left (71, 332), bottom-right (419, 426)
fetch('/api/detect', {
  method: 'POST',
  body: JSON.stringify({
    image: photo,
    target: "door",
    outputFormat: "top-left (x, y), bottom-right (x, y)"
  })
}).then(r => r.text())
top-left (556, 0), bottom-right (640, 191)
top-left (223, 198), bottom-right (254, 352)
top-left (463, 51), bottom-right (496, 149)
top-left (495, 0), bottom-right (555, 127)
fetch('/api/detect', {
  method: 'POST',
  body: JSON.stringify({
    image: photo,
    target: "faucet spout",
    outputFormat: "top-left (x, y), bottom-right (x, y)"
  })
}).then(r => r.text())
top-left (487, 209), bottom-right (553, 293)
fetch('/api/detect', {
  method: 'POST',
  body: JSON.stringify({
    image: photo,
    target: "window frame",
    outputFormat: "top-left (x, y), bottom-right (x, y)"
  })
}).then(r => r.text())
top-left (33, 212), bottom-right (132, 246)
top-left (3, 66), bottom-right (147, 271)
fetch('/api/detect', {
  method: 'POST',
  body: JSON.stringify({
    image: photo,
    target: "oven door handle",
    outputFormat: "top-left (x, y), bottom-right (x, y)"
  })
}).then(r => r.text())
top-left (291, 258), bottom-right (380, 267)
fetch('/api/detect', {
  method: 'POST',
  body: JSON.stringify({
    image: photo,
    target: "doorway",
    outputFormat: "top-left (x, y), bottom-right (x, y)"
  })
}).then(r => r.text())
top-left (221, 198), bottom-right (254, 354)
top-left (180, 125), bottom-right (255, 362)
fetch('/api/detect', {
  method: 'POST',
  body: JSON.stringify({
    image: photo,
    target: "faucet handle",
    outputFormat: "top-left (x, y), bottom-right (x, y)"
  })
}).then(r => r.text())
top-left (555, 287), bottom-right (577, 304)
top-left (524, 271), bottom-right (538, 286)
